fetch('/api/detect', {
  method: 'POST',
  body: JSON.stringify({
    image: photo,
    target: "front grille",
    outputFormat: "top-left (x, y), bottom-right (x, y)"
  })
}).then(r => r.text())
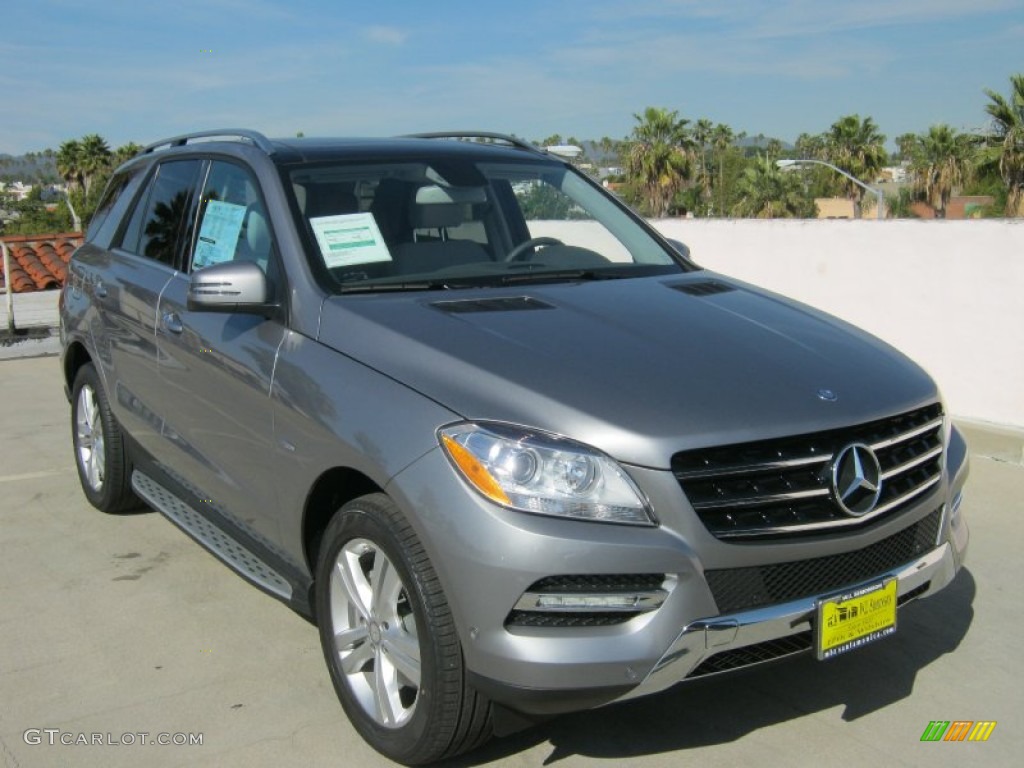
top-left (673, 404), bottom-right (944, 539)
top-left (505, 573), bottom-right (666, 628)
top-left (704, 508), bottom-right (941, 613)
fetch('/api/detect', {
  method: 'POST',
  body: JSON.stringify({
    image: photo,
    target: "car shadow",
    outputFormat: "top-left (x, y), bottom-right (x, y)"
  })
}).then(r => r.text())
top-left (450, 568), bottom-right (976, 765)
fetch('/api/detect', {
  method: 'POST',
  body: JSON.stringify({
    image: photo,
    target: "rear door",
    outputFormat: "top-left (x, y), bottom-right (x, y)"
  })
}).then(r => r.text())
top-left (155, 159), bottom-right (287, 547)
top-left (97, 159), bottom-right (202, 455)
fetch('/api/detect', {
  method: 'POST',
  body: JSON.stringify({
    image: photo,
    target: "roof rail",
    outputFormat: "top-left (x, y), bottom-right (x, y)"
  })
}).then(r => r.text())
top-left (140, 129), bottom-right (275, 156)
top-left (402, 131), bottom-right (544, 154)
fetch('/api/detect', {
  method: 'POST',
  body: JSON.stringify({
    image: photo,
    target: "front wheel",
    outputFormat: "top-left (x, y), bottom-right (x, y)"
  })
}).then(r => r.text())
top-left (315, 493), bottom-right (493, 764)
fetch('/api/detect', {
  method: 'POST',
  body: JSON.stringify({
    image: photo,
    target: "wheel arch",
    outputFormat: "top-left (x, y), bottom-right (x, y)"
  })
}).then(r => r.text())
top-left (302, 467), bottom-right (384, 578)
top-left (62, 341), bottom-right (93, 397)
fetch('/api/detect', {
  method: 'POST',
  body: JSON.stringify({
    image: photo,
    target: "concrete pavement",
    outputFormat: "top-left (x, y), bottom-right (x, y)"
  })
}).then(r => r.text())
top-left (0, 354), bottom-right (1021, 767)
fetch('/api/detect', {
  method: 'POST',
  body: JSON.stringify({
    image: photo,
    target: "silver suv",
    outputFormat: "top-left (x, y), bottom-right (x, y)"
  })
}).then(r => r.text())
top-left (60, 130), bottom-right (970, 764)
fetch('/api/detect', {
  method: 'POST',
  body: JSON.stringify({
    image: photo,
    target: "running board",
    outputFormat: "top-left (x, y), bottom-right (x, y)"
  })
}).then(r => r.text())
top-left (132, 470), bottom-right (292, 599)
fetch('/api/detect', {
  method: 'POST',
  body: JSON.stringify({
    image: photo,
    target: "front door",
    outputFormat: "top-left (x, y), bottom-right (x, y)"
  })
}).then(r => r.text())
top-left (155, 160), bottom-right (287, 548)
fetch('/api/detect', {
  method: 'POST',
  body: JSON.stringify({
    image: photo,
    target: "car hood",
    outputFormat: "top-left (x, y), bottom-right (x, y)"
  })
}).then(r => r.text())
top-left (318, 273), bottom-right (938, 469)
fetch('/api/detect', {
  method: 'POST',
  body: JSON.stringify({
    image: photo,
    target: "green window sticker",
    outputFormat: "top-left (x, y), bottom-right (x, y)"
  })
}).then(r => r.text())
top-left (311, 213), bottom-right (392, 268)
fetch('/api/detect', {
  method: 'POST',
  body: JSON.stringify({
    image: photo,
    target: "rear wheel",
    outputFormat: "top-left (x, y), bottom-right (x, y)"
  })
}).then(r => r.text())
top-left (70, 363), bottom-right (137, 513)
top-left (315, 493), bottom-right (493, 764)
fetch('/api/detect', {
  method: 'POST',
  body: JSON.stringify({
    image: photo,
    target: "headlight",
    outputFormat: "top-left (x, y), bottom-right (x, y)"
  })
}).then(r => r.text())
top-left (438, 422), bottom-right (655, 526)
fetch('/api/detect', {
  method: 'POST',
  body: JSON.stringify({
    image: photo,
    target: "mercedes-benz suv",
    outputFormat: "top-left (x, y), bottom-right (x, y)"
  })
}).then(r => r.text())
top-left (60, 130), bottom-right (970, 764)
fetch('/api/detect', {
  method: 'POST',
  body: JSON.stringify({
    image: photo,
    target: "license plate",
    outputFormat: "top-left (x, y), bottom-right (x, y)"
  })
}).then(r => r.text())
top-left (816, 579), bottom-right (897, 660)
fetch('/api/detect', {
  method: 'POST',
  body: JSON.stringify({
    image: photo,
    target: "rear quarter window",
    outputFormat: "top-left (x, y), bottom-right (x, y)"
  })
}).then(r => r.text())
top-left (85, 164), bottom-right (147, 248)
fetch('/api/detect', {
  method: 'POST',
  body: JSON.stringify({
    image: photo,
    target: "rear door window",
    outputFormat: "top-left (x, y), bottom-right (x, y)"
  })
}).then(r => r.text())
top-left (119, 159), bottom-right (202, 267)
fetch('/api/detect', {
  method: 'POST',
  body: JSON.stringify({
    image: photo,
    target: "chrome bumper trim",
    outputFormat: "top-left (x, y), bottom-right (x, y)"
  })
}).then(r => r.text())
top-left (617, 542), bottom-right (957, 702)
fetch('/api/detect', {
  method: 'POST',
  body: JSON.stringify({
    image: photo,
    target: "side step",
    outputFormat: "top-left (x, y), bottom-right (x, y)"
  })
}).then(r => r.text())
top-left (132, 470), bottom-right (292, 599)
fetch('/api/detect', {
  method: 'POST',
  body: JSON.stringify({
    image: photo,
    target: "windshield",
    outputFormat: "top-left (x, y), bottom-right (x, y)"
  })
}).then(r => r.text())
top-left (288, 158), bottom-right (688, 292)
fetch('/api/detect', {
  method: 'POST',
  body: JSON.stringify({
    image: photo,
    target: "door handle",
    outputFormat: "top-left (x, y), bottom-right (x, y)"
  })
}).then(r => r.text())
top-left (162, 312), bottom-right (184, 334)
top-left (94, 281), bottom-right (108, 299)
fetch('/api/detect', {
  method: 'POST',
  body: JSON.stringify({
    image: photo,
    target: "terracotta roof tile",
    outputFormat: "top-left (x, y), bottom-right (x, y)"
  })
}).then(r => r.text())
top-left (1, 232), bottom-right (82, 293)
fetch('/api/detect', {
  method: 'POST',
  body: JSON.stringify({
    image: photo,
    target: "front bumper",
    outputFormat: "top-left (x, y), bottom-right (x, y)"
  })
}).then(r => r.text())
top-left (388, 425), bottom-right (969, 717)
top-left (467, 526), bottom-right (965, 716)
top-left (620, 534), bottom-right (961, 702)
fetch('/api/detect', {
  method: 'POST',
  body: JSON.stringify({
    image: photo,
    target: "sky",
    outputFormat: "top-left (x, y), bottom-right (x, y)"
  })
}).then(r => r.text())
top-left (2, 0), bottom-right (1022, 155)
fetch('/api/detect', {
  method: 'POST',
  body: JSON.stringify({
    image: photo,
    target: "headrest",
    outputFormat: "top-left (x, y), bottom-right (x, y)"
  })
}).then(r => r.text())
top-left (305, 183), bottom-right (359, 218)
top-left (415, 184), bottom-right (487, 204)
top-left (245, 207), bottom-right (271, 268)
top-left (410, 203), bottom-right (463, 230)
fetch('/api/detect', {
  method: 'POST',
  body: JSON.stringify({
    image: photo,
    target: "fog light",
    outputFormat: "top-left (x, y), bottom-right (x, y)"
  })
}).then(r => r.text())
top-left (516, 590), bottom-right (668, 613)
top-left (537, 594), bottom-right (641, 610)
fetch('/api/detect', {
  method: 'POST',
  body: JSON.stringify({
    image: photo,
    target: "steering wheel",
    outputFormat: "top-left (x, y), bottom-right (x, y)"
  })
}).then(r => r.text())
top-left (504, 236), bottom-right (563, 262)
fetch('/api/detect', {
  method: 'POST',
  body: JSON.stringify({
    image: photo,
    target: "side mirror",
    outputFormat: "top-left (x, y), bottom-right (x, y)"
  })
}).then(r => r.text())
top-left (187, 261), bottom-right (269, 313)
top-left (666, 238), bottom-right (691, 260)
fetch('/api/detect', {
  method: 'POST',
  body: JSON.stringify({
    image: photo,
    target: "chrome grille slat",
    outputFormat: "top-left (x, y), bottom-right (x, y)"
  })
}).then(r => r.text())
top-left (691, 488), bottom-right (830, 511)
top-left (881, 445), bottom-right (943, 480)
top-left (676, 454), bottom-right (832, 482)
top-left (869, 474), bottom-right (942, 516)
top-left (673, 404), bottom-right (944, 540)
top-left (870, 417), bottom-right (944, 451)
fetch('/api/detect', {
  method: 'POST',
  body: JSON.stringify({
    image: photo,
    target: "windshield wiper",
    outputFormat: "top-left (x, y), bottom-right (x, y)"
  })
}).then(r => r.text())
top-left (339, 280), bottom-right (452, 294)
top-left (497, 270), bottom-right (625, 285)
top-left (339, 269), bottom-right (637, 293)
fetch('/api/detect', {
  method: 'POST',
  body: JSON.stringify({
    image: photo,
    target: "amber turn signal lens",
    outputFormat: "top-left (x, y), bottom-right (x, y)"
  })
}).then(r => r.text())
top-left (441, 434), bottom-right (511, 505)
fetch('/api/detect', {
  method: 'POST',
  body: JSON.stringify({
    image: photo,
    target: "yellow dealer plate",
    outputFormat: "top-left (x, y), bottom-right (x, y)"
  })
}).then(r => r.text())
top-left (816, 579), bottom-right (897, 660)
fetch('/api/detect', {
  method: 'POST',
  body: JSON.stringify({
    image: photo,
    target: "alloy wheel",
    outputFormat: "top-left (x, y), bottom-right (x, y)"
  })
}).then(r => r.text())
top-left (328, 537), bottom-right (421, 728)
top-left (75, 384), bottom-right (105, 492)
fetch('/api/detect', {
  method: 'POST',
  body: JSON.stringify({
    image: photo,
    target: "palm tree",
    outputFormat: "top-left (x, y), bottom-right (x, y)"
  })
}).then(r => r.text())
top-left (710, 122), bottom-right (735, 216)
top-left (56, 139), bottom-right (84, 230)
top-left (823, 115), bottom-right (887, 209)
top-left (794, 132), bottom-right (825, 159)
top-left (56, 139), bottom-right (84, 196)
top-left (982, 73), bottom-right (1024, 216)
top-left (693, 118), bottom-right (714, 212)
top-left (597, 136), bottom-right (618, 161)
top-left (113, 142), bottom-right (143, 167)
top-left (732, 154), bottom-right (814, 218)
top-left (895, 133), bottom-right (917, 163)
top-left (625, 107), bottom-right (695, 217)
top-left (909, 124), bottom-right (976, 218)
top-left (78, 134), bottom-right (112, 200)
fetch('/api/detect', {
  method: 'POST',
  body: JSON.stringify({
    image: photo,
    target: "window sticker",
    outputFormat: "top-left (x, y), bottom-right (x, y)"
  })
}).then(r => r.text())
top-left (310, 213), bottom-right (392, 268)
top-left (194, 200), bottom-right (247, 268)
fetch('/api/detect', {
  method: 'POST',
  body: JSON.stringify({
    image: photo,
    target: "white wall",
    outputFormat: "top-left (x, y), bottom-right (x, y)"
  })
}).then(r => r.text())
top-left (652, 219), bottom-right (1024, 429)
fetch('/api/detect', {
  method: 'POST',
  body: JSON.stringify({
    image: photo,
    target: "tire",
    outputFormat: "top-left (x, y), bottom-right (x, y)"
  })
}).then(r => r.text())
top-left (315, 493), bottom-right (493, 765)
top-left (70, 363), bottom-right (138, 513)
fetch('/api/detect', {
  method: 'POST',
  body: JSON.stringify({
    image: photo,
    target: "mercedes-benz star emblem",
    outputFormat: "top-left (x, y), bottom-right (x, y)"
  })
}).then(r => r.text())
top-left (831, 443), bottom-right (883, 516)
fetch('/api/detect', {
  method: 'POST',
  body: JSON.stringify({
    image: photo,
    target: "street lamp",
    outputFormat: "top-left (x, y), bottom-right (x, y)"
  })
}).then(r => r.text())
top-left (776, 159), bottom-right (885, 220)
